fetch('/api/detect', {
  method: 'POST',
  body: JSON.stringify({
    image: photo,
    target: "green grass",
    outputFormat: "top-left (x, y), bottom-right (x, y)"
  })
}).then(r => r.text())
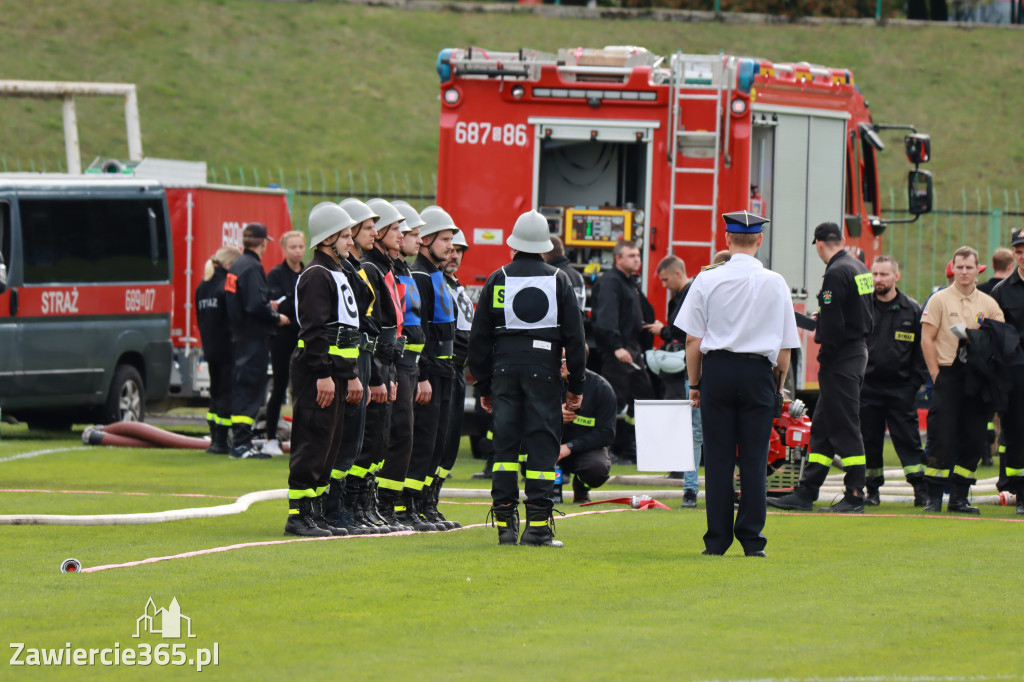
top-left (2, 425), bottom-right (1021, 680)
top-left (0, 0), bottom-right (1021, 202)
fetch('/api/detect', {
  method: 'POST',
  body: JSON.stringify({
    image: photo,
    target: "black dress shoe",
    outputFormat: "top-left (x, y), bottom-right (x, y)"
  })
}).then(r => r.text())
top-left (767, 491), bottom-right (813, 511)
top-left (680, 489), bottom-right (698, 508)
top-left (864, 490), bottom-right (880, 506)
top-left (744, 550), bottom-right (767, 558)
top-left (818, 495), bottom-right (864, 514)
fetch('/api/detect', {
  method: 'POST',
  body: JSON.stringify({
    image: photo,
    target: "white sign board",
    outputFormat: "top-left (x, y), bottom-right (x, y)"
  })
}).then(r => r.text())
top-left (634, 400), bottom-right (694, 472)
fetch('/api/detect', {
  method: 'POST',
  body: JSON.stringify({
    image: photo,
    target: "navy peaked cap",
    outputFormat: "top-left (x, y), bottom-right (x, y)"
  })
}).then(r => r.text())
top-left (722, 211), bottom-right (769, 233)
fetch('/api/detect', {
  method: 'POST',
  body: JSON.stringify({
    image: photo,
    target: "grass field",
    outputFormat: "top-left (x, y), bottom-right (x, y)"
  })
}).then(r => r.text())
top-left (2, 421), bottom-right (1022, 681)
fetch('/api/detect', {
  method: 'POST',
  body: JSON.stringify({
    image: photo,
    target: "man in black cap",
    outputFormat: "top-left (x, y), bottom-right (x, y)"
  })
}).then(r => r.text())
top-left (677, 211), bottom-right (799, 557)
top-left (225, 223), bottom-right (290, 459)
top-left (990, 227), bottom-right (1024, 514)
top-left (769, 222), bottom-right (873, 512)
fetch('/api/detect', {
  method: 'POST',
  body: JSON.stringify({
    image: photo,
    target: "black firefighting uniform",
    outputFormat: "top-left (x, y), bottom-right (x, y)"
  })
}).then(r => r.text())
top-left (991, 268), bottom-right (1024, 493)
top-left (377, 256), bottom-right (425, 504)
top-left (799, 250), bottom-right (873, 498)
top-left (405, 253), bottom-right (457, 502)
top-left (347, 245), bottom-right (403, 486)
top-left (659, 282), bottom-right (692, 399)
top-left (287, 250), bottom-right (359, 503)
top-left (195, 265), bottom-right (233, 432)
top-left (861, 289), bottom-right (928, 490)
top-left (469, 252), bottom-right (587, 510)
top-left (225, 248), bottom-right (282, 448)
top-left (592, 267), bottom-right (655, 460)
top-left (439, 271), bottom-right (474, 479)
top-left (330, 254), bottom-right (379, 482)
top-left (266, 260), bottom-right (302, 441)
top-left (560, 369), bottom-right (616, 490)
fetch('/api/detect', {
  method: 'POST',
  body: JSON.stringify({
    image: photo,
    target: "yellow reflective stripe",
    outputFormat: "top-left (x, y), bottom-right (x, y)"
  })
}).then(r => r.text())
top-left (987, 422), bottom-right (995, 430)
top-left (623, 414), bottom-right (636, 425)
top-left (330, 345), bottom-right (360, 358)
top-left (518, 453), bottom-right (528, 463)
top-left (369, 461), bottom-right (383, 474)
top-left (288, 488), bottom-right (317, 499)
top-left (404, 478), bottom-right (426, 491)
top-left (998, 445), bottom-right (1006, 454)
top-left (525, 470), bottom-right (556, 480)
top-left (572, 415), bottom-right (595, 427)
top-left (436, 467), bottom-right (451, 479)
top-left (358, 268), bottom-right (376, 315)
top-left (394, 505), bottom-right (408, 512)
top-left (486, 430), bottom-right (493, 440)
top-left (925, 467), bottom-right (949, 478)
top-left (216, 416), bottom-right (232, 426)
top-left (298, 339), bottom-right (305, 348)
top-left (331, 469), bottom-right (348, 480)
top-left (493, 285), bottom-right (505, 308)
top-left (865, 468), bottom-right (884, 478)
top-left (854, 272), bottom-right (873, 295)
top-left (952, 465), bottom-right (975, 479)
top-left (435, 355), bottom-right (453, 359)
top-left (492, 463), bottom-right (519, 473)
top-left (425, 475), bottom-right (434, 487)
top-left (406, 343), bottom-right (425, 353)
top-left (231, 415), bottom-right (255, 426)
top-left (496, 520), bottom-right (510, 527)
top-left (377, 477), bottom-right (405, 491)
top-left (903, 464), bottom-right (925, 475)
top-left (314, 485), bottom-right (327, 496)
top-left (529, 520), bottom-right (549, 526)
top-left (808, 452), bottom-right (833, 467)
top-left (349, 465), bottom-right (370, 479)
top-left (841, 455), bottom-right (866, 467)
top-left (1006, 467), bottom-right (1024, 477)
top-left (205, 411), bottom-right (217, 422)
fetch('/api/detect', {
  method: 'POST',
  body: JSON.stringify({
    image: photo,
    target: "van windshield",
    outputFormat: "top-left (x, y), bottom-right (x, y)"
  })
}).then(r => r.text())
top-left (21, 198), bottom-right (169, 284)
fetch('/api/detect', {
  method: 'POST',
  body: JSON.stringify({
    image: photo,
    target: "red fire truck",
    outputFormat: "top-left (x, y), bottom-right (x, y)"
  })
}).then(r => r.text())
top-left (435, 45), bottom-right (932, 395)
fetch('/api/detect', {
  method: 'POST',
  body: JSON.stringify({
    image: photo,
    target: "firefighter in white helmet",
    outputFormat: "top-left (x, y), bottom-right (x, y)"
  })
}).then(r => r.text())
top-left (469, 210), bottom-right (586, 547)
top-left (285, 202), bottom-right (362, 537)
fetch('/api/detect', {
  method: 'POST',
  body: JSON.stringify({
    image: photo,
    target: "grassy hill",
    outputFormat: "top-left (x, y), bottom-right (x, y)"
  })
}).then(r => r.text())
top-left (1, 1), bottom-right (1021, 204)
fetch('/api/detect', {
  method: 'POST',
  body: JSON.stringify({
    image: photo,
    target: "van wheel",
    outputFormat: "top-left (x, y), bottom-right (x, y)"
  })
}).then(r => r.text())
top-left (100, 365), bottom-right (146, 424)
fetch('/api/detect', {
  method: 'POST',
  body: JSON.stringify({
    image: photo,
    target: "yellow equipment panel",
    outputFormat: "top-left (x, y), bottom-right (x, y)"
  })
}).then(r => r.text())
top-left (564, 208), bottom-right (632, 248)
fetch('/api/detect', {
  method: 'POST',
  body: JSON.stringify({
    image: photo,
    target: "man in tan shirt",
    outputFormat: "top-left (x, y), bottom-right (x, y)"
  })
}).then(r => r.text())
top-left (921, 245), bottom-right (1004, 513)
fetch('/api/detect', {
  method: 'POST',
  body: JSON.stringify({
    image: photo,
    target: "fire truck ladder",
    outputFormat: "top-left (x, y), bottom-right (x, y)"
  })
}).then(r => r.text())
top-left (667, 54), bottom-right (732, 264)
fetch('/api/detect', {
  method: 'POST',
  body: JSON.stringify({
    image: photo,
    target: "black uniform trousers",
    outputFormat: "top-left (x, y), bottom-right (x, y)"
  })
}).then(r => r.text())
top-left (334, 350), bottom-right (372, 477)
top-left (377, 359), bottom-right (418, 496)
top-left (265, 333), bottom-right (296, 441)
top-left (601, 346), bottom-right (655, 460)
top-left (231, 337), bottom-right (270, 448)
top-left (406, 369), bottom-right (454, 495)
top-left (860, 381), bottom-right (925, 489)
top-left (801, 345), bottom-right (868, 497)
top-left (207, 356), bottom-right (233, 426)
top-left (348, 361), bottom-right (394, 480)
top-left (998, 365), bottom-right (1024, 491)
top-left (287, 354), bottom-right (346, 496)
top-left (700, 352), bottom-right (774, 555)
top-left (490, 364), bottom-right (563, 510)
top-left (925, 361), bottom-right (990, 487)
top-left (439, 369), bottom-right (467, 476)
top-left (559, 447), bottom-right (612, 489)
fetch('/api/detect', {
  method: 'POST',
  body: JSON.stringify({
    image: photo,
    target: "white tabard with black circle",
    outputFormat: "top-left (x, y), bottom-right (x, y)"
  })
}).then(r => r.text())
top-left (502, 271), bottom-right (557, 330)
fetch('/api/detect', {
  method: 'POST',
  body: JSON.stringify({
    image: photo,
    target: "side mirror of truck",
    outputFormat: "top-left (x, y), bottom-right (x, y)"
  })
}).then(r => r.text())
top-left (908, 169), bottom-right (933, 215)
top-left (905, 134), bottom-right (931, 164)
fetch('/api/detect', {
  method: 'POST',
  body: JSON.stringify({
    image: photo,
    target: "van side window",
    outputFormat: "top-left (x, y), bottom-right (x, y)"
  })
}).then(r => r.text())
top-left (21, 198), bottom-right (169, 284)
top-left (0, 202), bottom-right (9, 282)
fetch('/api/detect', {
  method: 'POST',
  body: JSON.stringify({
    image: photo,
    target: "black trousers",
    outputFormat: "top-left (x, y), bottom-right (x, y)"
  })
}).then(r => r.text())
top-left (349, 388), bottom-right (392, 479)
top-left (801, 345), bottom-right (868, 497)
top-left (231, 336), bottom-right (270, 448)
top-left (700, 352), bottom-right (774, 555)
top-left (560, 447), bottom-right (612, 489)
top-left (601, 347), bottom-right (655, 460)
top-left (333, 350), bottom-right (372, 477)
top-left (377, 361), bottom-right (418, 496)
top-left (925, 361), bottom-right (989, 486)
top-left (287, 356), bottom-right (346, 495)
top-left (406, 369), bottom-right (454, 494)
top-left (439, 369), bottom-right (467, 476)
top-left (998, 365), bottom-right (1024, 491)
top-left (860, 381), bottom-right (925, 488)
top-left (490, 364), bottom-right (563, 509)
top-left (265, 334), bottom-right (295, 441)
top-left (207, 355), bottom-right (233, 426)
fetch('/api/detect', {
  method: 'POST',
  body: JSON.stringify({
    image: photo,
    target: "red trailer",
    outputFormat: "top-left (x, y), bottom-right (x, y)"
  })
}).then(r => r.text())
top-left (435, 46), bottom-right (931, 395)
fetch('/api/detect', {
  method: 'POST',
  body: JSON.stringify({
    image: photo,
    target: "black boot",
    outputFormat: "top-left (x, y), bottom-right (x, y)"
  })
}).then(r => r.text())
top-left (375, 487), bottom-right (413, 532)
top-left (284, 498), bottom-right (331, 537)
top-left (424, 479), bottom-right (459, 529)
top-left (487, 503), bottom-right (520, 546)
top-left (345, 478), bottom-right (385, 534)
top-left (325, 485), bottom-right (371, 536)
top-left (1016, 484), bottom-right (1024, 515)
top-left (923, 484), bottom-right (944, 512)
top-left (766, 486), bottom-right (814, 511)
top-left (911, 480), bottom-right (929, 507)
top-left (519, 504), bottom-right (564, 547)
top-left (947, 482), bottom-right (980, 515)
top-left (312, 494), bottom-right (349, 536)
top-left (206, 422), bottom-right (230, 455)
top-left (394, 493), bottom-right (437, 532)
top-left (572, 476), bottom-right (592, 504)
top-left (412, 494), bottom-right (447, 531)
top-left (864, 487), bottom-right (880, 507)
top-left (354, 481), bottom-right (393, 533)
top-left (818, 488), bottom-right (865, 514)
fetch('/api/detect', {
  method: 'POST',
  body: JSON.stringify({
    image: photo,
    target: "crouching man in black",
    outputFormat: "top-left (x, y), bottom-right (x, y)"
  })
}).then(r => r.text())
top-left (558, 356), bottom-right (617, 504)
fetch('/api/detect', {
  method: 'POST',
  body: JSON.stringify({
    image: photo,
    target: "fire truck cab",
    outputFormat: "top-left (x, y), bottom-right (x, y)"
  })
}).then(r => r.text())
top-left (436, 45), bottom-right (932, 395)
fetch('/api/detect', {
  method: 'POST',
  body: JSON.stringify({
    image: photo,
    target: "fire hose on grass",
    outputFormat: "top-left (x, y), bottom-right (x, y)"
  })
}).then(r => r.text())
top-left (82, 421), bottom-right (290, 453)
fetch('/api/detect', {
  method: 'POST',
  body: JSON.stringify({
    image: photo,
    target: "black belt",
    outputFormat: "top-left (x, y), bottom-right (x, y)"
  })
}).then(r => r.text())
top-left (327, 325), bottom-right (361, 348)
top-left (706, 350), bottom-right (768, 362)
top-left (359, 333), bottom-right (378, 353)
